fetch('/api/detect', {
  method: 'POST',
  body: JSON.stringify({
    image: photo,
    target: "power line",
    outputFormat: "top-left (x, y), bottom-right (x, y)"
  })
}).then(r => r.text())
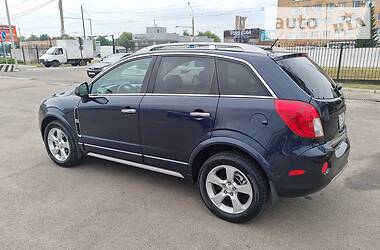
top-left (8, 0), bottom-right (56, 19)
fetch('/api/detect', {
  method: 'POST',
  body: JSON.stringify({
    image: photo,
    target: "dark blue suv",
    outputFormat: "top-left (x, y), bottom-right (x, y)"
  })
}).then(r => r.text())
top-left (39, 43), bottom-right (350, 223)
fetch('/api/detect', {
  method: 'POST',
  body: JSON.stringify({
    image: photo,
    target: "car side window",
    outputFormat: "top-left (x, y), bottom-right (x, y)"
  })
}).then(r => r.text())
top-left (90, 57), bottom-right (152, 94)
top-left (154, 56), bottom-right (215, 94)
top-left (56, 48), bottom-right (63, 55)
top-left (217, 59), bottom-right (270, 96)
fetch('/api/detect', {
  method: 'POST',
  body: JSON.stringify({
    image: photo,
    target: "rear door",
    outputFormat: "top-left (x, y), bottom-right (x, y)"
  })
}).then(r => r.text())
top-left (276, 56), bottom-right (346, 141)
top-left (139, 55), bottom-right (218, 170)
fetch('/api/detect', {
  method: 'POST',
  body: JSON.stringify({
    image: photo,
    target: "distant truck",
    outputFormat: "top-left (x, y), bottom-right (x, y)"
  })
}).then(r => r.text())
top-left (39, 39), bottom-right (94, 67)
top-left (100, 46), bottom-right (127, 58)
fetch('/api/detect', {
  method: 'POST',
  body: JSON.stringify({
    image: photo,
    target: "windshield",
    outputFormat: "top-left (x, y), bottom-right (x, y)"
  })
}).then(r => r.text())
top-left (45, 47), bottom-right (56, 55)
top-left (277, 56), bottom-right (341, 99)
top-left (102, 54), bottom-right (125, 63)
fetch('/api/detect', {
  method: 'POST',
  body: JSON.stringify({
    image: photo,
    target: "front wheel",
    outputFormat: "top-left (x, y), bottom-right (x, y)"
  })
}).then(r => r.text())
top-left (43, 121), bottom-right (80, 168)
top-left (198, 151), bottom-right (269, 223)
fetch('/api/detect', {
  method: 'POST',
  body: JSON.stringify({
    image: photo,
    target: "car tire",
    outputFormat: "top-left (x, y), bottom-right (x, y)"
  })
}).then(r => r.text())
top-left (52, 60), bottom-right (60, 67)
top-left (43, 121), bottom-right (81, 168)
top-left (198, 151), bottom-right (269, 223)
top-left (79, 60), bottom-right (86, 66)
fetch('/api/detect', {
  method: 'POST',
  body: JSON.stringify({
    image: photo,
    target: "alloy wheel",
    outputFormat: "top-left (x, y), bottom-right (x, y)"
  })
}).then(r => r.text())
top-left (205, 165), bottom-right (254, 214)
top-left (47, 128), bottom-right (71, 162)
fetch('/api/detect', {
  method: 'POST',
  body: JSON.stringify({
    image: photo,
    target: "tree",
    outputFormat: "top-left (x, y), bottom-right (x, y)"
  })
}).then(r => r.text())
top-left (183, 30), bottom-right (190, 36)
top-left (356, 3), bottom-right (379, 47)
top-left (96, 36), bottom-right (112, 46)
top-left (117, 32), bottom-right (134, 49)
top-left (39, 34), bottom-right (49, 40)
top-left (197, 31), bottom-right (221, 42)
top-left (26, 34), bottom-right (39, 41)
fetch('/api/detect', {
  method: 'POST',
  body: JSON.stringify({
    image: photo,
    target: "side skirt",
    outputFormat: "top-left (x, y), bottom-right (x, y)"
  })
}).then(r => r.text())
top-left (87, 152), bottom-right (185, 179)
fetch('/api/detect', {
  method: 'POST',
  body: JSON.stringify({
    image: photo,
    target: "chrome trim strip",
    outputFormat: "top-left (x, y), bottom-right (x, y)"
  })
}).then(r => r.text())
top-left (328, 133), bottom-right (347, 148)
top-left (88, 52), bottom-right (278, 99)
top-left (220, 95), bottom-right (274, 99)
top-left (73, 107), bottom-right (81, 137)
top-left (145, 93), bottom-right (218, 97)
top-left (87, 152), bottom-right (185, 178)
top-left (144, 155), bottom-right (188, 166)
top-left (88, 93), bottom-right (145, 97)
top-left (84, 143), bottom-right (142, 157)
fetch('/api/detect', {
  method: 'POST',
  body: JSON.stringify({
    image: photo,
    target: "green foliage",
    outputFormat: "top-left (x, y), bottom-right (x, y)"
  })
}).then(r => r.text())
top-left (183, 30), bottom-right (190, 36)
top-left (197, 31), bottom-right (221, 42)
top-left (356, 3), bottom-right (379, 48)
top-left (39, 34), bottom-right (49, 40)
top-left (117, 32), bottom-right (134, 49)
top-left (26, 34), bottom-right (39, 41)
top-left (96, 36), bottom-right (112, 46)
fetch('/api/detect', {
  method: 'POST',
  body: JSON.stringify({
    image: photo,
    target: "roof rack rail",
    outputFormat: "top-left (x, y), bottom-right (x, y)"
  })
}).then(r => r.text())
top-left (134, 42), bottom-right (267, 54)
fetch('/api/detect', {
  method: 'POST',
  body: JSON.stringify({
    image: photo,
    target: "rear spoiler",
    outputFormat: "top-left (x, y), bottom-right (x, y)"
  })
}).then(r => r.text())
top-left (269, 52), bottom-right (308, 61)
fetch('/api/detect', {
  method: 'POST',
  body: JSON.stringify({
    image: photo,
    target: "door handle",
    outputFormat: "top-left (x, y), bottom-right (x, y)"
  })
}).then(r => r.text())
top-left (121, 108), bottom-right (137, 114)
top-left (190, 111), bottom-right (210, 120)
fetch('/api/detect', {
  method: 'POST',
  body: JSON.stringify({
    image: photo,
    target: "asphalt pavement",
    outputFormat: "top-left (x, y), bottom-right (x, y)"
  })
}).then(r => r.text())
top-left (0, 67), bottom-right (379, 249)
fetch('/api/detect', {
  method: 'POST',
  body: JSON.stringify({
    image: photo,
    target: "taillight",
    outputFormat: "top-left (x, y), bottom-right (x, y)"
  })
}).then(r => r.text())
top-left (275, 100), bottom-right (324, 139)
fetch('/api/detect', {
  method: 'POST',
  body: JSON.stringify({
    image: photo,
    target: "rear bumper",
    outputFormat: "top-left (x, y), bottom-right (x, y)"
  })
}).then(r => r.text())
top-left (273, 134), bottom-right (350, 197)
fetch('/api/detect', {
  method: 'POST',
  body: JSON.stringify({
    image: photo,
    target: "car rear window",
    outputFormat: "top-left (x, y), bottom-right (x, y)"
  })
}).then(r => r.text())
top-left (277, 56), bottom-right (341, 99)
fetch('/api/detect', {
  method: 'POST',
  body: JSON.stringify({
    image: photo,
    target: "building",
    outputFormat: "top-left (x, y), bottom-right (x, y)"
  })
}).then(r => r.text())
top-left (277, 0), bottom-right (380, 44)
top-left (132, 26), bottom-right (213, 51)
top-left (223, 28), bottom-right (264, 44)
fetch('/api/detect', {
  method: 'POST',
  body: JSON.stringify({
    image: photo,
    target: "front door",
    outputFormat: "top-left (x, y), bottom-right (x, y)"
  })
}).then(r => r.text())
top-left (78, 56), bottom-right (155, 162)
top-left (139, 55), bottom-right (218, 171)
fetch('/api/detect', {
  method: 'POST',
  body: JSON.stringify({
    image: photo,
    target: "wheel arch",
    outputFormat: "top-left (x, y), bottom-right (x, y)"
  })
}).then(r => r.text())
top-left (40, 108), bottom-right (75, 138)
top-left (189, 137), bottom-right (273, 182)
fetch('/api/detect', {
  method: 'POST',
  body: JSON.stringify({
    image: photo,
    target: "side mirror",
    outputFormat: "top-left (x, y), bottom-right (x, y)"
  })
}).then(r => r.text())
top-left (75, 82), bottom-right (89, 98)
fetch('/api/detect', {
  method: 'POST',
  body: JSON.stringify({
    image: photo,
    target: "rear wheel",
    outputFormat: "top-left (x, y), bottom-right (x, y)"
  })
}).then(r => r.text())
top-left (79, 60), bottom-right (86, 66)
top-left (198, 151), bottom-right (268, 223)
top-left (43, 121), bottom-right (80, 168)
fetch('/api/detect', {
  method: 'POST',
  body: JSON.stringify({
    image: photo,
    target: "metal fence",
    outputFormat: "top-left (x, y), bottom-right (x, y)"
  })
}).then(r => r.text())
top-left (12, 46), bottom-right (50, 64)
top-left (281, 43), bottom-right (380, 82)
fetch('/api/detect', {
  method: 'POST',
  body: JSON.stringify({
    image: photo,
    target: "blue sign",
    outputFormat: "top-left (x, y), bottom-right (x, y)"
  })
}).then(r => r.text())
top-left (1, 31), bottom-right (6, 40)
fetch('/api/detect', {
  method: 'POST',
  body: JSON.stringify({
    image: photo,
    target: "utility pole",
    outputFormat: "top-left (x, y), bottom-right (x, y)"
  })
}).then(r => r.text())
top-left (188, 2), bottom-right (195, 41)
top-left (111, 35), bottom-right (115, 54)
top-left (59, 0), bottom-right (65, 37)
top-left (81, 5), bottom-right (86, 39)
top-left (4, 0), bottom-right (17, 67)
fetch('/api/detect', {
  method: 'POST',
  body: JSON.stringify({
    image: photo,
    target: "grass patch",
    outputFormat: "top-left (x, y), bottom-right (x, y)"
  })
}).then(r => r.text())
top-left (341, 82), bottom-right (380, 90)
top-left (324, 67), bottom-right (380, 81)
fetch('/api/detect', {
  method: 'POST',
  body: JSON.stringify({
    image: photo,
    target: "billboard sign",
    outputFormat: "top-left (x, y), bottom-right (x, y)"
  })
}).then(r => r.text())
top-left (0, 25), bottom-right (18, 43)
top-left (274, 7), bottom-right (371, 40)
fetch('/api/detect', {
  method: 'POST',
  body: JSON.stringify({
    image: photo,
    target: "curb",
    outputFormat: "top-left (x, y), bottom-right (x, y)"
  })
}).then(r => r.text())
top-left (0, 64), bottom-right (16, 72)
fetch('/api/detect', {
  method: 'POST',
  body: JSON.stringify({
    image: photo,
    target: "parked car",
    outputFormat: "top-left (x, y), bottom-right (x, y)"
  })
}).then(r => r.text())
top-left (87, 53), bottom-right (130, 77)
top-left (39, 42), bottom-right (349, 223)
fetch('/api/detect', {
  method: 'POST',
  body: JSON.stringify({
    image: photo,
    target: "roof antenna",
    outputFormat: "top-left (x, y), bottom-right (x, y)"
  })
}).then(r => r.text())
top-left (270, 32), bottom-right (284, 50)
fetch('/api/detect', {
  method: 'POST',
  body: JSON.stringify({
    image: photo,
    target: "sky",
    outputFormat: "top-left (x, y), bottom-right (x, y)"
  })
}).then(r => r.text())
top-left (0, 0), bottom-right (277, 39)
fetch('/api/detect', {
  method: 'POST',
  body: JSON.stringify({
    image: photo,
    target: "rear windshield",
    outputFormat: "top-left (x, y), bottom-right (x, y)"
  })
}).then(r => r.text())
top-left (277, 56), bottom-right (341, 99)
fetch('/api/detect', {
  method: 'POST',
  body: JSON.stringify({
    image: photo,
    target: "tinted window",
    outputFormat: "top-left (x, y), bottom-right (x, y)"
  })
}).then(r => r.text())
top-left (91, 57), bottom-right (152, 94)
top-left (217, 59), bottom-right (270, 96)
top-left (154, 56), bottom-right (215, 94)
top-left (277, 56), bottom-right (341, 99)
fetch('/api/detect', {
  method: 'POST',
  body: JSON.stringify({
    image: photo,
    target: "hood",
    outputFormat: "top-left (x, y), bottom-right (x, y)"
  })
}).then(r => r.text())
top-left (52, 87), bottom-right (75, 97)
top-left (40, 54), bottom-right (53, 60)
top-left (88, 62), bottom-right (111, 70)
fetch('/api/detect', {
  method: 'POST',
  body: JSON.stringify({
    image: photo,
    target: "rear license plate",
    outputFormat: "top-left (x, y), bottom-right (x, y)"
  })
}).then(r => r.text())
top-left (338, 112), bottom-right (345, 129)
